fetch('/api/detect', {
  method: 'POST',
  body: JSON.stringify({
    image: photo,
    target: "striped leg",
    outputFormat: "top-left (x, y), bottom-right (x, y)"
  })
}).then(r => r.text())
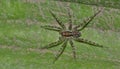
top-left (41, 37), bottom-right (65, 49)
top-left (49, 10), bottom-right (66, 29)
top-left (74, 38), bottom-right (105, 48)
top-left (69, 40), bottom-right (76, 59)
top-left (74, 9), bottom-right (102, 31)
top-left (67, 8), bottom-right (72, 30)
top-left (41, 25), bottom-right (62, 32)
top-left (53, 39), bottom-right (68, 63)
top-left (69, 21), bottom-right (72, 31)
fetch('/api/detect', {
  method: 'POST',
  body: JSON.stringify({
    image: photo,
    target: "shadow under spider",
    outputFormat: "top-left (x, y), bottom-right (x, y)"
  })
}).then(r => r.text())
top-left (41, 8), bottom-right (107, 63)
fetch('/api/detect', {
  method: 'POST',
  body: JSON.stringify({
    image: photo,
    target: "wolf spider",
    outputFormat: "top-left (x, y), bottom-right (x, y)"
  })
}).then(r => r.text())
top-left (41, 9), bottom-right (106, 63)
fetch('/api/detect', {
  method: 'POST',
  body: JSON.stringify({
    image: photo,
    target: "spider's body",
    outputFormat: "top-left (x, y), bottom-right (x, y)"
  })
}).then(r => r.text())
top-left (41, 9), bottom-right (106, 63)
top-left (60, 31), bottom-right (81, 38)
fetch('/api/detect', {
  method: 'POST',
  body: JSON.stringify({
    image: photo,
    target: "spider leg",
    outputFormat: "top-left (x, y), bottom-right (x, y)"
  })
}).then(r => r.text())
top-left (49, 10), bottom-right (66, 29)
top-left (41, 37), bottom-right (65, 49)
top-left (68, 21), bottom-right (72, 31)
top-left (53, 39), bottom-right (68, 63)
top-left (69, 40), bottom-right (76, 59)
top-left (41, 25), bottom-right (62, 32)
top-left (74, 9), bottom-right (102, 31)
top-left (67, 8), bottom-right (72, 30)
top-left (74, 38), bottom-right (105, 48)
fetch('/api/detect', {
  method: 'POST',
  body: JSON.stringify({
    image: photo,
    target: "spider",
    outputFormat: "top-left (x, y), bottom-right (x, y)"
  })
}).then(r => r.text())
top-left (41, 9), bottom-right (106, 63)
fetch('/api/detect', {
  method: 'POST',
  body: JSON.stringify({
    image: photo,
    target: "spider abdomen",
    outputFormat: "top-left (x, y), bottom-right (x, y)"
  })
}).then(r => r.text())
top-left (60, 31), bottom-right (72, 37)
top-left (60, 31), bottom-right (81, 38)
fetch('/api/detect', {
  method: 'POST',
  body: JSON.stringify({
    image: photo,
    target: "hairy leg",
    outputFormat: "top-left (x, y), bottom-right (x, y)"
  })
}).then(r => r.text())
top-left (53, 39), bottom-right (68, 63)
top-left (69, 40), bottom-right (76, 59)
top-left (74, 38), bottom-right (105, 48)
top-left (67, 8), bottom-right (72, 30)
top-left (49, 10), bottom-right (66, 29)
top-left (41, 25), bottom-right (62, 32)
top-left (41, 37), bottom-right (65, 49)
top-left (74, 9), bottom-right (103, 31)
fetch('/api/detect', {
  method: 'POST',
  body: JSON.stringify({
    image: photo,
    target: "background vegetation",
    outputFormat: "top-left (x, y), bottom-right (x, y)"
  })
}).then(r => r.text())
top-left (0, 0), bottom-right (120, 69)
top-left (54, 0), bottom-right (120, 9)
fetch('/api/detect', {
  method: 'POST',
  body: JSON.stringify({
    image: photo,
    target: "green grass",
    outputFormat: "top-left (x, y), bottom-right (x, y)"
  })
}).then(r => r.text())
top-left (0, 0), bottom-right (120, 69)
top-left (0, 21), bottom-right (120, 69)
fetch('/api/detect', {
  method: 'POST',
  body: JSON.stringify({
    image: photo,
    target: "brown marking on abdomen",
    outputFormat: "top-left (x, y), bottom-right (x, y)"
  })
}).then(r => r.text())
top-left (61, 31), bottom-right (73, 37)
top-left (60, 31), bottom-right (81, 38)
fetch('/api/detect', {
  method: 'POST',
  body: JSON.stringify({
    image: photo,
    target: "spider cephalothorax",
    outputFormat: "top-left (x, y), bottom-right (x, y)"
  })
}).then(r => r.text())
top-left (41, 9), bottom-right (106, 63)
top-left (60, 30), bottom-right (81, 38)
